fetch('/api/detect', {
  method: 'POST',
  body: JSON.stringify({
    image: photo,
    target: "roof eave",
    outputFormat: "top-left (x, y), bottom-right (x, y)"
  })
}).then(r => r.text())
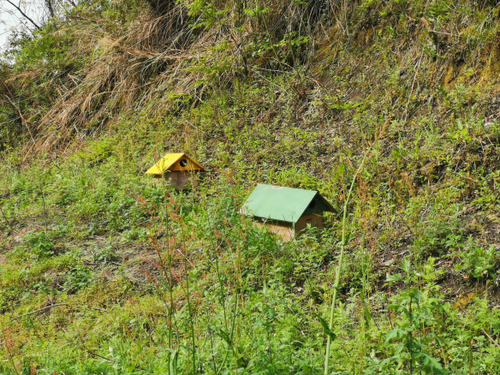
top-left (316, 193), bottom-right (335, 212)
top-left (252, 215), bottom-right (296, 224)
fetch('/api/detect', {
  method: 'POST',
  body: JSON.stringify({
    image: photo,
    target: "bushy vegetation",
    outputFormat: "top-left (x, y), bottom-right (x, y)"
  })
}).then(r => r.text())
top-left (1, 0), bottom-right (500, 374)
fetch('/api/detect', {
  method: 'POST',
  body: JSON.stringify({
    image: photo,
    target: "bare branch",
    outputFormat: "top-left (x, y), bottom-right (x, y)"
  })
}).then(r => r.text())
top-left (5, 0), bottom-right (41, 30)
top-left (7, 303), bottom-right (67, 323)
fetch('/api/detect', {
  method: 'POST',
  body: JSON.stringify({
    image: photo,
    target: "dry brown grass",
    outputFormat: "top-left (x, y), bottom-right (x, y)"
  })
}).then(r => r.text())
top-left (25, 1), bottom-right (233, 155)
top-left (2, 0), bottom-right (340, 157)
top-left (4, 0), bottom-right (500, 160)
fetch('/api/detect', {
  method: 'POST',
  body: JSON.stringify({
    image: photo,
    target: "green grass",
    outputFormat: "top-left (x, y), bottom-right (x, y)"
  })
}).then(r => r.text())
top-left (1, 0), bottom-right (500, 374)
top-left (0, 112), bottom-right (499, 374)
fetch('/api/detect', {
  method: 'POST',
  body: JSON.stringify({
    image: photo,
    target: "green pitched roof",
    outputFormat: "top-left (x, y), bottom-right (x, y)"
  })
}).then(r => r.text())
top-left (241, 184), bottom-right (334, 224)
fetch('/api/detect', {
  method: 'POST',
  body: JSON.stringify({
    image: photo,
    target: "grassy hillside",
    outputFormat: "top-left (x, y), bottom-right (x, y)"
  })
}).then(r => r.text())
top-left (1, 0), bottom-right (500, 374)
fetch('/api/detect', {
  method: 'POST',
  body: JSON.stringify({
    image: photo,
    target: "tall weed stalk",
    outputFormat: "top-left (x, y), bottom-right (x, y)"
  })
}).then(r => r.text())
top-left (324, 155), bottom-right (367, 375)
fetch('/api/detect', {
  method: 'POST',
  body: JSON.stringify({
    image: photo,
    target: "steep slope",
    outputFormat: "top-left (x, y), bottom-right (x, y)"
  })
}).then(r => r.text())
top-left (1, 0), bottom-right (500, 374)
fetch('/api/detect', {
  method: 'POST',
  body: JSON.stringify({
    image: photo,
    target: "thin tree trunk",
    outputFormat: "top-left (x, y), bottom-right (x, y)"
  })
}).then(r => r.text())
top-left (45, 0), bottom-right (55, 18)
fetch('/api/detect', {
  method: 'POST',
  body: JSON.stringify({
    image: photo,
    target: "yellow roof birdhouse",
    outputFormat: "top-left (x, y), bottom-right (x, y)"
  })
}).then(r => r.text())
top-left (146, 153), bottom-right (206, 190)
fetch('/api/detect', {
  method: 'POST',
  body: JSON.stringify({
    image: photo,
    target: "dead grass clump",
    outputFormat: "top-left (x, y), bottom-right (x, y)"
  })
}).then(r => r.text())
top-left (13, 0), bottom-right (353, 157)
top-left (10, 0), bottom-right (500, 160)
top-left (28, 0), bottom-right (236, 155)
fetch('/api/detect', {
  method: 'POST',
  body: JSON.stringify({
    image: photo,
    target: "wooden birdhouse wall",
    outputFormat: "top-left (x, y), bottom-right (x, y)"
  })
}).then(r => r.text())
top-left (164, 170), bottom-right (199, 190)
top-left (253, 213), bottom-right (324, 242)
top-left (294, 213), bottom-right (324, 234)
top-left (254, 220), bottom-right (295, 242)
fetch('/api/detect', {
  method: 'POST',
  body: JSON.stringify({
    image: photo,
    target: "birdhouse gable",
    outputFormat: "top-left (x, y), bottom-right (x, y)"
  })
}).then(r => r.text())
top-left (241, 184), bottom-right (333, 224)
top-left (145, 153), bottom-right (206, 176)
top-left (302, 194), bottom-right (334, 216)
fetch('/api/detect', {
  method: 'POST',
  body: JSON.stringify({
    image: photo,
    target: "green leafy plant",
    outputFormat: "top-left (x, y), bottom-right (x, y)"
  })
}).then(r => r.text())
top-left (456, 238), bottom-right (499, 280)
top-left (64, 263), bottom-right (92, 293)
top-left (23, 231), bottom-right (55, 259)
top-left (384, 259), bottom-right (448, 375)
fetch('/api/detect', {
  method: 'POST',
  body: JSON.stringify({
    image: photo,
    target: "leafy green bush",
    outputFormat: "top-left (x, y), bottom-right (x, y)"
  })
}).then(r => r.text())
top-left (456, 239), bottom-right (499, 280)
top-left (23, 231), bottom-right (55, 259)
top-left (64, 263), bottom-right (92, 293)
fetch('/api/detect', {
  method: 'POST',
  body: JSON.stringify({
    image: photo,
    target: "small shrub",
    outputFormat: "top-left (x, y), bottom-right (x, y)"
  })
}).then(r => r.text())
top-left (92, 246), bottom-right (119, 264)
top-left (456, 239), bottom-right (499, 280)
top-left (23, 231), bottom-right (55, 259)
top-left (64, 263), bottom-right (92, 293)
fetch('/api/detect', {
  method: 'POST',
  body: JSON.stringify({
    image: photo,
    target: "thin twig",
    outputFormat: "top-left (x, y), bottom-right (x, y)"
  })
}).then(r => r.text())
top-left (324, 154), bottom-right (367, 375)
top-left (430, 30), bottom-right (459, 37)
top-left (482, 328), bottom-right (500, 348)
top-left (404, 53), bottom-right (424, 122)
top-left (77, 331), bottom-right (115, 363)
top-left (7, 303), bottom-right (67, 324)
top-left (40, 184), bottom-right (48, 234)
top-left (5, 0), bottom-right (41, 30)
top-left (185, 120), bottom-right (198, 130)
top-left (1, 82), bottom-right (36, 144)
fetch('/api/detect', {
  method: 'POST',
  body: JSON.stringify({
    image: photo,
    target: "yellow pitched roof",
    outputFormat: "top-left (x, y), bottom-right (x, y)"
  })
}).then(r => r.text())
top-left (145, 153), bottom-right (206, 175)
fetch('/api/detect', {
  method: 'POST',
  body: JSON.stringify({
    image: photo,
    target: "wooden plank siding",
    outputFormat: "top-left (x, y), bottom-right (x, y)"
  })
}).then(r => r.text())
top-left (153, 170), bottom-right (200, 190)
top-left (253, 213), bottom-right (324, 241)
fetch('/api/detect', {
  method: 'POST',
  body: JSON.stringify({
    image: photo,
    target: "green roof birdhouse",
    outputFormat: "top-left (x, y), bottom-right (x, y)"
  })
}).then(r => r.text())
top-left (240, 184), bottom-right (334, 241)
top-left (145, 153), bottom-right (206, 190)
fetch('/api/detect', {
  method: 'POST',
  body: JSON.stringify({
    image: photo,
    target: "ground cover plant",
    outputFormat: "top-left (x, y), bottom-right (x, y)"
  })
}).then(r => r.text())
top-left (1, 0), bottom-right (500, 374)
